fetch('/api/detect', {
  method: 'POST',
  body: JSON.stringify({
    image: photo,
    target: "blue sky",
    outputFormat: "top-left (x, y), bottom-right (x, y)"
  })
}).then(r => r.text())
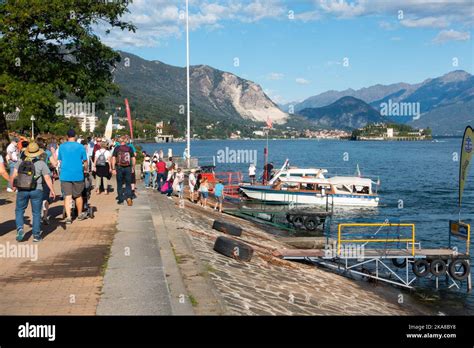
top-left (99, 0), bottom-right (473, 103)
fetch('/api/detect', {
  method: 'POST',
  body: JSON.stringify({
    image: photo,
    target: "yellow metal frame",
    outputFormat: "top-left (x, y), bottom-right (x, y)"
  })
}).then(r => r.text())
top-left (337, 223), bottom-right (416, 256)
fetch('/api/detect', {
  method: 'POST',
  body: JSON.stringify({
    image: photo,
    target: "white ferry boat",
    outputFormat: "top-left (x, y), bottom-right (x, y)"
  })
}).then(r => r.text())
top-left (240, 161), bottom-right (379, 207)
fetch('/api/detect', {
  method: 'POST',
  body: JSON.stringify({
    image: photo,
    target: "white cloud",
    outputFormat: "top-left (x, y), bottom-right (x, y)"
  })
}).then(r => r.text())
top-left (296, 78), bottom-right (310, 85)
top-left (97, 0), bottom-right (287, 48)
top-left (267, 72), bottom-right (284, 80)
top-left (432, 29), bottom-right (471, 44)
top-left (400, 17), bottom-right (449, 28)
top-left (293, 10), bottom-right (321, 22)
top-left (316, 0), bottom-right (473, 26)
top-left (318, 0), bottom-right (368, 18)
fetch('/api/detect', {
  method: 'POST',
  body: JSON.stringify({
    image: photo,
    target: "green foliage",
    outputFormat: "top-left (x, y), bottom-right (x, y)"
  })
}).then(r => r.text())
top-left (0, 0), bottom-right (136, 136)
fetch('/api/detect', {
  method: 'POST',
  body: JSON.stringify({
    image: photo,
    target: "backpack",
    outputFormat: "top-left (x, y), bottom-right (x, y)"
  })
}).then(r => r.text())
top-left (96, 150), bottom-right (107, 167)
top-left (15, 159), bottom-right (37, 190)
top-left (117, 148), bottom-right (131, 167)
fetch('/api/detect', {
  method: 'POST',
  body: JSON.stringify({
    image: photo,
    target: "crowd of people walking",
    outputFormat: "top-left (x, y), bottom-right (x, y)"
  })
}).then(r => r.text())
top-left (2, 129), bottom-right (231, 242)
top-left (2, 129), bottom-right (141, 242)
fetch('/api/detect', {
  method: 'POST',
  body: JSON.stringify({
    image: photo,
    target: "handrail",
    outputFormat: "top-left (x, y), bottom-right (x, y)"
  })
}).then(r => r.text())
top-left (337, 223), bottom-right (416, 256)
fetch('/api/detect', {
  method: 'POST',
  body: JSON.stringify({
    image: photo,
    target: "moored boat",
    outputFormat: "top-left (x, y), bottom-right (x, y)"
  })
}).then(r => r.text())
top-left (240, 175), bottom-right (379, 207)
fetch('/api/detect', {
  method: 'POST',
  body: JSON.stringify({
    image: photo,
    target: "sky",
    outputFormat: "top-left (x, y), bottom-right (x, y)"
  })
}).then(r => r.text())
top-left (97, 0), bottom-right (474, 104)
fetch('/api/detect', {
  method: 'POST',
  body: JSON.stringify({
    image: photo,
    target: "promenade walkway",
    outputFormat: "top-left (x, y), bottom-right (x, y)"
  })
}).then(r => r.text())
top-left (0, 181), bottom-right (117, 315)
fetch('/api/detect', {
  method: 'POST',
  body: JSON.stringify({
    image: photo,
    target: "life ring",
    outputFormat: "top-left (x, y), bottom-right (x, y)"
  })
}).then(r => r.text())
top-left (430, 259), bottom-right (447, 277)
top-left (412, 259), bottom-right (430, 277)
top-left (448, 259), bottom-right (470, 281)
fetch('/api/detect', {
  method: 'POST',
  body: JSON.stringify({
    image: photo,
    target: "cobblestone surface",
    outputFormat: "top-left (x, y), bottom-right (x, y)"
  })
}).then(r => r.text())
top-left (175, 200), bottom-right (430, 316)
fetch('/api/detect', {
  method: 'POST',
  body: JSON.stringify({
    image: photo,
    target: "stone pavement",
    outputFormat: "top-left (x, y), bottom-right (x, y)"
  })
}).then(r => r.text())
top-left (0, 181), bottom-right (117, 315)
top-left (97, 189), bottom-right (175, 315)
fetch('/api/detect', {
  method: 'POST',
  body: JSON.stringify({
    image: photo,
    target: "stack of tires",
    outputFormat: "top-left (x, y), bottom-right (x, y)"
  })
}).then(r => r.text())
top-left (286, 213), bottom-right (321, 231)
top-left (392, 257), bottom-right (470, 281)
top-left (212, 220), bottom-right (253, 262)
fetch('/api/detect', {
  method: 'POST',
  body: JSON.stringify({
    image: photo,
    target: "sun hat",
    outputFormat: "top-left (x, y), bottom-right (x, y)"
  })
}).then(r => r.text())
top-left (24, 142), bottom-right (44, 158)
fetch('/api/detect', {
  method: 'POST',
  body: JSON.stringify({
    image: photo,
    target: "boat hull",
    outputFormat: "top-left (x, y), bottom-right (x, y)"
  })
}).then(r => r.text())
top-left (240, 186), bottom-right (379, 207)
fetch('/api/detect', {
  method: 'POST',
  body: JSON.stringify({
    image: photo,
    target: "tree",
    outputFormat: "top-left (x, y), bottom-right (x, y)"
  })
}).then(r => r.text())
top-left (0, 0), bottom-right (136, 153)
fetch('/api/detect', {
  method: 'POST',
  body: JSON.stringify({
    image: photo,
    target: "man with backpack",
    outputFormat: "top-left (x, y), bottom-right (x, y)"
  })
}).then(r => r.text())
top-left (9, 142), bottom-right (56, 242)
top-left (58, 129), bottom-right (88, 224)
top-left (111, 136), bottom-right (135, 206)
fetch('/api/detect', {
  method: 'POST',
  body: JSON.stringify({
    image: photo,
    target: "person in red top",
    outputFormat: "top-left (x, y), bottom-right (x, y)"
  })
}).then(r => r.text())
top-left (156, 158), bottom-right (167, 191)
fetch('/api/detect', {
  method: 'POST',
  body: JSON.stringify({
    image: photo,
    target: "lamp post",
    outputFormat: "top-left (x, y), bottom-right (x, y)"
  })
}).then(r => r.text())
top-left (30, 115), bottom-right (36, 140)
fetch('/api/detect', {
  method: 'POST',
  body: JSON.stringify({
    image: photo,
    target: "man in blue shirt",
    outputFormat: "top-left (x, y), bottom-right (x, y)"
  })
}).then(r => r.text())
top-left (213, 180), bottom-right (225, 213)
top-left (58, 129), bottom-right (88, 224)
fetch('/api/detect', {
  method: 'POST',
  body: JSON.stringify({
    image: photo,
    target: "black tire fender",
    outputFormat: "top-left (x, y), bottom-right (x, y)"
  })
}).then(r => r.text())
top-left (212, 220), bottom-right (242, 237)
top-left (304, 216), bottom-right (320, 231)
top-left (412, 259), bottom-right (430, 277)
top-left (448, 259), bottom-right (470, 281)
top-left (430, 259), bottom-right (447, 277)
top-left (213, 236), bottom-right (253, 262)
top-left (292, 215), bottom-right (304, 227)
top-left (392, 258), bottom-right (407, 268)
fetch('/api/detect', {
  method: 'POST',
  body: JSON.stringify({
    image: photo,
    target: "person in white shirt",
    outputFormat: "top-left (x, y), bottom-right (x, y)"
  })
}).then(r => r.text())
top-left (93, 142), bottom-right (112, 194)
top-left (248, 163), bottom-right (256, 184)
top-left (174, 167), bottom-right (185, 199)
top-left (142, 156), bottom-right (151, 188)
top-left (188, 169), bottom-right (197, 202)
top-left (6, 138), bottom-right (19, 192)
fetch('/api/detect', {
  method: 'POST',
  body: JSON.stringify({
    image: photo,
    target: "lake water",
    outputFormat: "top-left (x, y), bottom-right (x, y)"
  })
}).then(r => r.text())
top-left (140, 138), bottom-right (474, 314)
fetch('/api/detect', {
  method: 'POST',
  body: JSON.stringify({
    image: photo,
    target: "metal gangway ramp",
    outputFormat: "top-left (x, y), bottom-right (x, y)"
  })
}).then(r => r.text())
top-left (276, 221), bottom-right (471, 292)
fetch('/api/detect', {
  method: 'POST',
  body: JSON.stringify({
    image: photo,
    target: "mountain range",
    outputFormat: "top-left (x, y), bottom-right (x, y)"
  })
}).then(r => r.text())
top-left (110, 51), bottom-right (473, 136)
top-left (285, 70), bottom-right (473, 135)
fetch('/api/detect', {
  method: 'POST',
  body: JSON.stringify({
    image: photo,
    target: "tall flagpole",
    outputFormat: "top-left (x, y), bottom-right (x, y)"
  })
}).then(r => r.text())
top-left (186, 0), bottom-right (191, 168)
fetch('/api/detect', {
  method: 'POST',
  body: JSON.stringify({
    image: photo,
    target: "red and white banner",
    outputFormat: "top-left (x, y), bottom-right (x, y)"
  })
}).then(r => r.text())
top-left (266, 115), bottom-right (273, 129)
top-left (124, 98), bottom-right (134, 139)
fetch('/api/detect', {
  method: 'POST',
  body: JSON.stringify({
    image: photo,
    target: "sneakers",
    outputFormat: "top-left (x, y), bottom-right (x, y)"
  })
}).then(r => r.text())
top-left (6, 187), bottom-right (14, 193)
top-left (77, 212), bottom-right (88, 221)
top-left (126, 198), bottom-right (133, 206)
top-left (16, 229), bottom-right (24, 242)
top-left (65, 217), bottom-right (72, 224)
top-left (41, 216), bottom-right (50, 225)
top-left (33, 236), bottom-right (43, 243)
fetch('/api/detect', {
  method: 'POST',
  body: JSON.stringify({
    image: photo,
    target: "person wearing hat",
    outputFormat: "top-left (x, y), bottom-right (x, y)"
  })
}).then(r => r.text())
top-left (58, 129), bottom-right (88, 224)
top-left (5, 137), bottom-right (19, 192)
top-left (9, 142), bottom-right (56, 242)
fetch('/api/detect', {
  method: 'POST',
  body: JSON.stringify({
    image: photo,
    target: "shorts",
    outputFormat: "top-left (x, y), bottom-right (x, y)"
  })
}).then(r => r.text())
top-left (61, 181), bottom-right (85, 199)
top-left (201, 191), bottom-right (209, 199)
top-left (216, 195), bottom-right (223, 203)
